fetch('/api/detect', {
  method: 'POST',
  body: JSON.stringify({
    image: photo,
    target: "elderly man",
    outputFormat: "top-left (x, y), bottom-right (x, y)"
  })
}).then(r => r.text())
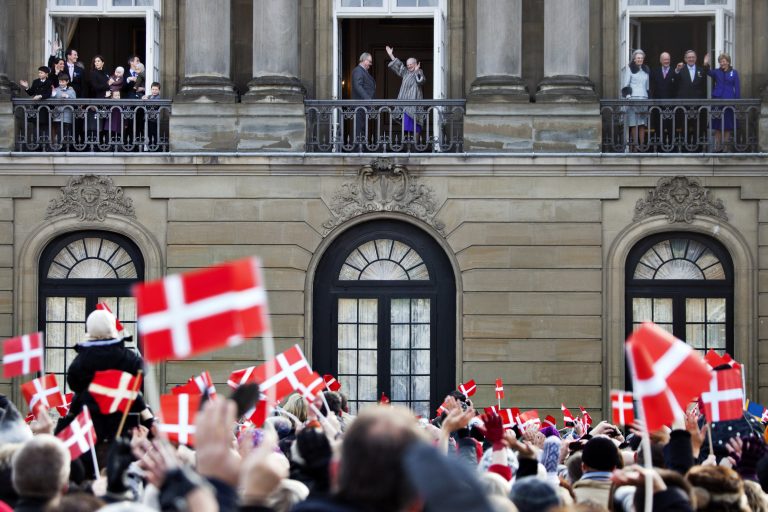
top-left (385, 45), bottom-right (426, 138)
top-left (674, 50), bottom-right (708, 150)
top-left (351, 52), bottom-right (376, 146)
top-left (650, 51), bottom-right (676, 149)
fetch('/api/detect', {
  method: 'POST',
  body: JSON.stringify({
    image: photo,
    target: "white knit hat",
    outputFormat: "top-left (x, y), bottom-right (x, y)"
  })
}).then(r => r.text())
top-left (85, 309), bottom-right (119, 340)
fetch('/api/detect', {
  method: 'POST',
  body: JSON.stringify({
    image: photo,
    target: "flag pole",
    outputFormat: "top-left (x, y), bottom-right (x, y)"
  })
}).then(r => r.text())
top-left (707, 422), bottom-right (714, 455)
top-left (497, 396), bottom-right (501, 410)
top-left (84, 406), bottom-right (99, 480)
top-left (626, 347), bottom-right (653, 512)
top-left (115, 369), bottom-right (143, 439)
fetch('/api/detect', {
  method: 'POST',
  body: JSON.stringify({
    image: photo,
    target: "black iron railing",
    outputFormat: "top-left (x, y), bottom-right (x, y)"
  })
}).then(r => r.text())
top-left (305, 99), bottom-right (466, 153)
top-left (13, 99), bottom-right (172, 152)
top-left (600, 99), bottom-right (760, 153)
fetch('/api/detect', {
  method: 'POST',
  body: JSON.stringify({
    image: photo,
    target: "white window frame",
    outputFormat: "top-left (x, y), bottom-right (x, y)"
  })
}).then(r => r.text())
top-left (45, 0), bottom-right (161, 87)
top-left (619, 0), bottom-right (735, 91)
top-left (332, 0), bottom-right (447, 100)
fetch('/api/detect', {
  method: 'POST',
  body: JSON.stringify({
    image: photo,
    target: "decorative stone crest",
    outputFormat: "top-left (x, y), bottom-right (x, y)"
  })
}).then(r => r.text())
top-left (46, 174), bottom-right (136, 221)
top-left (323, 159), bottom-right (445, 236)
top-left (633, 176), bottom-right (727, 224)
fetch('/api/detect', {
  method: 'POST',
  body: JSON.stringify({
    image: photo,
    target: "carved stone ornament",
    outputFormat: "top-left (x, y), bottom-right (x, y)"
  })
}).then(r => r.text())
top-left (323, 159), bottom-right (446, 236)
top-left (633, 176), bottom-right (727, 224)
top-left (46, 174), bottom-right (136, 221)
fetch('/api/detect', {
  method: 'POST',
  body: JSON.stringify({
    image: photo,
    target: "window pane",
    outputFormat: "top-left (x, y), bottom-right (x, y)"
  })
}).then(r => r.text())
top-left (633, 298), bottom-right (652, 322)
top-left (686, 325), bottom-right (705, 349)
top-left (359, 350), bottom-right (378, 374)
top-left (391, 324), bottom-right (409, 349)
top-left (338, 350), bottom-right (357, 374)
top-left (47, 297), bottom-right (66, 321)
top-left (707, 324), bottom-right (726, 349)
top-left (392, 376), bottom-right (408, 400)
top-left (339, 264), bottom-right (360, 281)
top-left (359, 324), bottom-right (377, 349)
top-left (686, 298), bottom-right (705, 322)
top-left (338, 324), bottom-right (357, 349)
top-left (358, 376), bottom-right (377, 400)
top-left (391, 299), bottom-right (409, 324)
top-left (338, 299), bottom-right (357, 323)
top-left (412, 324), bottom-right (430, 348)
top-left (656, 260), bottom-right (703, 280)
top-left (412, 350), bottom-right (430, 374)
top-left (360, 260), bottom-right (408, 280)
top-left (707, 298), bottom-right (726, 322)
top-left (391, 350), bottom-right (409, 375)
top-left (703, 263), bottom-right (725, 280)
top-left (413, 376), bottom-right (430, 399)
top-left (359, 299), bottom-right (377, 323)
top-left (653, 298), bottom-right (673, 323)
top-left (413, 299), bottom-right (430, 323)
top-left (67, 297), bottom-right (86, 321)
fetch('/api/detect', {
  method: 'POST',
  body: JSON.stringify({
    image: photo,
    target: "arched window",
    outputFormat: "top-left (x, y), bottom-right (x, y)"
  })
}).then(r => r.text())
top-left (626, 233), bottom-right (734, 356)
top-left (313, 220), bottom-right (455, 417)
top-left (39, 231), bottom-right (144, 390)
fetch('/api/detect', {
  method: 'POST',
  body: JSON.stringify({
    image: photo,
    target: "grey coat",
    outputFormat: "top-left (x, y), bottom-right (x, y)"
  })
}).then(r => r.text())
top-left (388, 57), bottom-right (426, 125)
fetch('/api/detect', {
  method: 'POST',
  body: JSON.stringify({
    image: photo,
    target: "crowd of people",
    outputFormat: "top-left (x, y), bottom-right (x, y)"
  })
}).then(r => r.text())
top-left (15, 42), bottom-right (164, 151)
top-left (2, 310), bottom-right (768, 512)
top-left (621, 49), bottom-right (741, 152)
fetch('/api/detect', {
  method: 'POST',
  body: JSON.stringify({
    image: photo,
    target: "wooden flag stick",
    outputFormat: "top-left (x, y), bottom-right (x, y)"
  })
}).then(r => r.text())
top-left (497, 396), bottom-right (501, 410)
top-left (707, 422), bottom-right (714, 456)
top-left (84, 406), bottom-right (100, 480)
top-left (115, 369), bottom-right (143, 439)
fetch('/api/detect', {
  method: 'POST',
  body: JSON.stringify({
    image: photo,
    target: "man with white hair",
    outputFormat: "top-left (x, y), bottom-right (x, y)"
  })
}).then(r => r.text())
top-left (12, 435), bottom-right (70, 511)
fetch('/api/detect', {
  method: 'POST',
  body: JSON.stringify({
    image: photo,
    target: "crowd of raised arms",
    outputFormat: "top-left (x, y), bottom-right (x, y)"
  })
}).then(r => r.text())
top-left (2, 306), bottom-right (768, 512)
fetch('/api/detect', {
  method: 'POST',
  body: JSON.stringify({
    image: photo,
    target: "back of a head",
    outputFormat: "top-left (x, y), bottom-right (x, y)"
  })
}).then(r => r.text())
top-left (50, 492), bottom-right (105, 512)
top-left (509, 476), bottom-right (560, 512)
top-left (336, 405), bottom-right (422, 512)
top-left (12, 434), bottom-right (70, 500)
top-left (581, 437), bottom-right (621, 472)
top-left (323, 391), bottom-right (342, 416)
top-left (85, 309), bottom-right (118, 340)
top-left (686, 465), bottom-right (747, 511)
top-left (282, 393), bottom-right (308, 424)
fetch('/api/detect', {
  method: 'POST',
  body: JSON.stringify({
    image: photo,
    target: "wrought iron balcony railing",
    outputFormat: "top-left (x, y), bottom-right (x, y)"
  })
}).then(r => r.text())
top-left (600, 99), bottom-right (760, 153)
top-left (12, 99), bottom-right (172, 152)
top-left (305, 99), bottom-right (466, 153)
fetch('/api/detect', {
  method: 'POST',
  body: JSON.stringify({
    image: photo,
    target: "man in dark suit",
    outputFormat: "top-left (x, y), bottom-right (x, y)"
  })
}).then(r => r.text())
top-left (674, 50), bottom-right (707, 150)
top-left (351, 52), bottom-right (376, 146)
top-left (649, 52), bottom-right (676, 149)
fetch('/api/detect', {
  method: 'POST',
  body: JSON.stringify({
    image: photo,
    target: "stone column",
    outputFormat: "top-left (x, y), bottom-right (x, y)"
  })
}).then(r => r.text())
top-left (0, 0), bottom-right (10, 100)
top-left (176, 0), bottom-right (236, 102)
top-left (244, 0), bottom-right (305, 102)
top-left (535, 0), bottom-right (596, 102)
top-left (468, 0), bottom-right (528, 101)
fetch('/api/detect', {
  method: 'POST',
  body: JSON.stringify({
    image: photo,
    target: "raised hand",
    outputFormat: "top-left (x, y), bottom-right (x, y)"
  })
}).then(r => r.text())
top-left (19, 79), bottom-right (29, 89)
top-left (385, 45), bottom-right (395, 59)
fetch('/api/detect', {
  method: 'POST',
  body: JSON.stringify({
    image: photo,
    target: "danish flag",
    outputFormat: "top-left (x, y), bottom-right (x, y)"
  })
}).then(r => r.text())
top-left (95, 302), bottom-right (126, 339)
top-left (297, 372), bottom-right (326, 402)
top-left (21, 374), bottom-right (65, 414)
top-left (159, 393), bottom-right (200, 446)
top-left (520, 409), bottom-right (540, 430)
top-left (611, 390), bottom-right (634, 425)
top-left (134, 257), bottom-right (269, 362)
top-left (495, 379), bottom-right (504, 400)
top-left (499, 408), bottom-right (516, 428)
top-left (626, 322), bottom-right (711, 431)
top-left (2, 332), bottom-right (43, 378)
top-left (543, 415), bottom-right (557, 428)
top-left (172, 371), bottom-right (217, 399)
top-left (56, 392), bottom-right (74, 417)
top-left (436, 400), bottom-right (449, 416)
top-left (227, 345), bottom-right (312, 404)
top-left (561, 404), bottom-right (575, 427)
top-left (245, 396), bottom-right (270, 427)
top-left (323, 374), bottom-right (341, 392)
top-left (701, 368), bottom-right (744, 423)
top-left (510, 407), bottom-right (522, 427)
top-left (484, 405), bottom-right (499, 416)
top-left (458, 379), bottom-right (477, 397)
top-left (579, 406), bottom-right (593, 427)
top-left (56, 406), bottom-right (97, 461)
top-left (88, 370), bottom-right (142, 414)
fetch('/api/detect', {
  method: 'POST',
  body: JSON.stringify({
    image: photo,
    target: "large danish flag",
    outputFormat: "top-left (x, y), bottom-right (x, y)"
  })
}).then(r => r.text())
top-left (611, 390), bottom-right (634, 425)
top-left (88, 370), bottom-right (142, 414)
top-left (159, 393), bottom-right (200, 446)
top-left (227, 345), bottom-right (312, 404)
top-left (626, 322), bottom-right (711, 431)
top-left (701, 368), bottom-right (744, 423)
top-left (134, 257), bottom-right (269, 362)
top-left (172, 370), bottom-right (217, 399)
top-left (2, 332), bottom-right (43, 378)
top-left (56, 406), bottom-right (97, 461)
top-left (21, 374), bottom-right (65, 414)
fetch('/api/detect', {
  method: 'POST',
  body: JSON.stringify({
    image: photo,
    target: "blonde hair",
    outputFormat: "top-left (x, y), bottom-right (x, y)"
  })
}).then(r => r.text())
top-left (282, 393), bottom-right (307, 424)
top-left (718, 53), bottom-right (732, 68)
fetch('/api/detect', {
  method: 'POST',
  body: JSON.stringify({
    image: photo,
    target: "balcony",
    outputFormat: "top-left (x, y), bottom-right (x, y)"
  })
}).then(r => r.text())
top-left (12, 99), bottom-right (172, 152)
top-left (304, 99), bottom-right (466, 153)
top-left (600, 99), bottom-right (761, 153)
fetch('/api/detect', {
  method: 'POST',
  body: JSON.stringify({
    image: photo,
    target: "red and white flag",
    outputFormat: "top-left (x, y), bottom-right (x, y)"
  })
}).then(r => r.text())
top-left (88, 370), bottom-right (142, 414)
top-left (495, 379), bottom-right (504, 400)
top-left (95, 303), bottom-right (126, 339)
top-left (379, 392), bottom-right (390, 404)
top-left (245, 396), bottom-right (270, 427)
top-left (626, 322), bottom-right (711, 431)
top-left (296, 372), bottom-right (326, 402)
top-left (722, 353), bottom-right (742, 372)
top-left (159, 393), bottom-right (200, 446)
top-left (172, 371), bottom-right (217, 399)
top-left (2, 332), bottom-right (43, 378)
top-left (579, 406), bottom-right (593, 427)
top-left (228, 345), bottom-right (312, 404)
top-left (543, 415), bottom-right (557, 428)
top-left (56, 406), bottom-right (97, 461)
top-left (520, 409), bottom-right (540, 430)
top-left (458, 379), bottom-right (477, 397)
top-left (436, 400), bottom-right (449, 416)
top-left (21, 374), bottom-right (65, 414)
top-left (499, 408), bottom-right (516, 428)
top-left (134, 258), bottom-right (269, 362)
top-left (701, 368), bottom-right (744, 423)
top-left (56, 392), bottom-right (74, 417)
top-left (323, 374), bottom-right (341, 392)
top-left (611, 390), bottom-right (634, 425)
top-left (705, 349), bottom-right (727, 370)
top-left (561, 404), bottom-right (575, 427)
top-left (484, 405), bottom-right (499, 416)
top-left (510, 407), bottom-right (522, 427)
